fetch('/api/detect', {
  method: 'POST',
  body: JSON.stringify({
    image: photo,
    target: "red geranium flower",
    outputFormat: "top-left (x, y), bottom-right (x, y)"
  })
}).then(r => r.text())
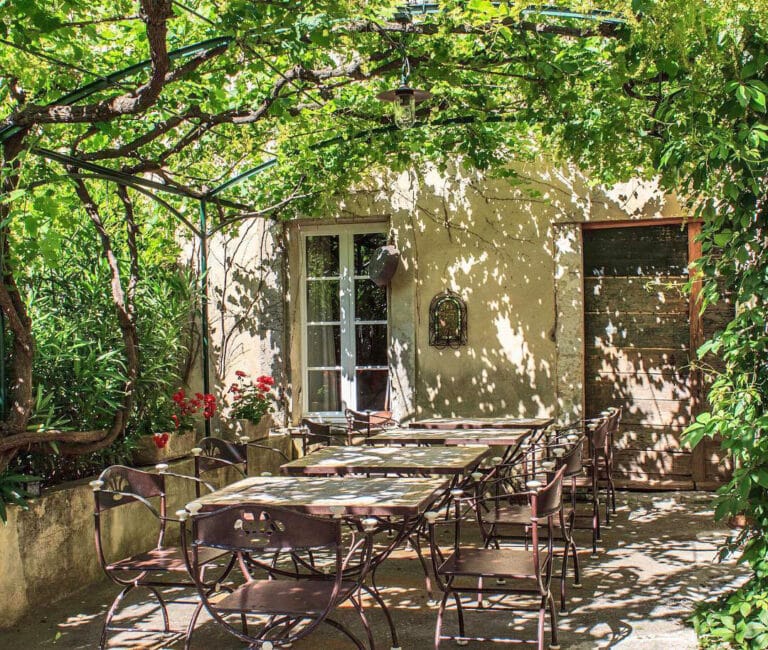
top-left (153, 432), bottom-right (169, 449)
top-left (235, 370), bottom-right (247, 377)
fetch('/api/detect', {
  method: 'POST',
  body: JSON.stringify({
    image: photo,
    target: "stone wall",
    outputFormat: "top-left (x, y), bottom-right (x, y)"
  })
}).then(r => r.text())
top-left (0, 435), bottom-right (291, 630)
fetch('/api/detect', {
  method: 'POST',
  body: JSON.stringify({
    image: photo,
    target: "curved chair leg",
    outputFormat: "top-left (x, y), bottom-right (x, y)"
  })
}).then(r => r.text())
top-left (323, 617), bottom-right (366, 649)
top-left (100, 584), bottom-right (134, 650)
top-left (360, 583), bottom-right (399, 649)
top-left (560, 544), bottom-right (569, 613)
top-left (548, 592), bottom-right (560, 649)
top-left (571, 538), bottom-right (581, 588)
top-left (184, 601), bottom-right (206, 650)
top-left (435, 592), bottom-right (450, 649)
top-left (537, 595), bottom-right (547, 650)
top-left (452, 592), bottom-right (466, 644)
top-left (145, 585), bottom-right (170, 633)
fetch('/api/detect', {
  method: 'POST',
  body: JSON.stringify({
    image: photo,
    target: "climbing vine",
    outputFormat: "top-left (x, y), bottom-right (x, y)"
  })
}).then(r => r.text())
top-left (0, 1), bottom-right (767, 639)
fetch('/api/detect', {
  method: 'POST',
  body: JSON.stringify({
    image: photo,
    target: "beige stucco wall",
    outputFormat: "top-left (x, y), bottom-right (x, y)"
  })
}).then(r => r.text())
top-left (185, 218), bottom-right (289, 428)
top-left (286, 160), bottom-right (684, 423)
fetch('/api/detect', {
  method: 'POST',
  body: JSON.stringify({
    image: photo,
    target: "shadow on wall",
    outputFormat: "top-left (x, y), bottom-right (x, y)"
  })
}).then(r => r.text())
top-left (206, 218), bottom-right (287, 418)
top-left (372, 161), bottom-right (682, 421)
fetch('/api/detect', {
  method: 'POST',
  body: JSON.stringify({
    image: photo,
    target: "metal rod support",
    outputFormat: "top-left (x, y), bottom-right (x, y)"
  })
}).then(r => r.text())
top-left (198, 201), bottom-right (212, 438)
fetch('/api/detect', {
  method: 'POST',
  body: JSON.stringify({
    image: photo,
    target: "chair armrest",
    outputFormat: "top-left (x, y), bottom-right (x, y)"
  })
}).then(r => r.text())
top-left (243, 441), bottom-right (290, 462)
top-left (155, 465), bottom-right (216, 493)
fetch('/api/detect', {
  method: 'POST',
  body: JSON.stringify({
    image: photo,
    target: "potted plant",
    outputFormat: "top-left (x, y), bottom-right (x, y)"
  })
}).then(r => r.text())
top-left (131, 389), bottom-right (216, 465)
top-left (226, 371), bottom-right (276, 439)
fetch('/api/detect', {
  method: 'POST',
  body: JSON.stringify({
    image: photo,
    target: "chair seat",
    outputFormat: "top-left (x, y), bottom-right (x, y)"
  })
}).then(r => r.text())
top-left (107, 546), bottom-right (224, 572)
top-left (437, 547), bottom-right (543, 579)
top-left (213, 579), bottom-right (358, 615)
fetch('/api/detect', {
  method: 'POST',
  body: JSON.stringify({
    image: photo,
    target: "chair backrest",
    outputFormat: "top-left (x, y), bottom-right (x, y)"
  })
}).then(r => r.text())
top-left (532, 465), bottom-right (566, 520)
top-left (93, 466), bottom-right (168, 562)
top-left (589, 416), bottom-right (611, 455)
top-left (95, 465), bottom-right (164, 511)
top-left (300, 417), bottom-right (333, 445)
top-left (557, 437), bottom-right (584, 479)
top-left (345, 407), bottom-right (372, 435)
top-left (192, 505), bottom-right (340, 554)
top-left (195, 437), bottom-right (247, 472)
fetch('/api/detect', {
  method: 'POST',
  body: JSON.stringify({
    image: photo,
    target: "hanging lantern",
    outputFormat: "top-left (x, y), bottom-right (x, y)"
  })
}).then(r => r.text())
top-left (376, 55), bottom-right (431, 129)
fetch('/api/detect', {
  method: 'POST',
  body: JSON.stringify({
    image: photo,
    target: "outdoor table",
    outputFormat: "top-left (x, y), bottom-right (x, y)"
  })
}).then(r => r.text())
top-left (280, 444), bottom-right (490, 477)
top-left (367, 426), bottom-right (532, 447)
top-left (192, 474), bottom-right (448, 516)
top-left (191, 475), bottom-right (448, 649)
top-left (408, 416), bottom-right (554, 430)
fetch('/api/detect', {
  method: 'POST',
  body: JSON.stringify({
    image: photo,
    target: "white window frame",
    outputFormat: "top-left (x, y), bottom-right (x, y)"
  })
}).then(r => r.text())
top-left (299, 222), bottom-right (388, 417)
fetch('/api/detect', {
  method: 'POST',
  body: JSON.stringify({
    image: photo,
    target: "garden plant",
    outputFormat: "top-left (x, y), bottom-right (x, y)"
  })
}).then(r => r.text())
top-left (0, 2), bottom-right (765, 644)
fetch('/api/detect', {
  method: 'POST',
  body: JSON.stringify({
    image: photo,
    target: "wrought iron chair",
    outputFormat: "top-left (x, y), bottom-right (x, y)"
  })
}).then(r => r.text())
top-left (180, 503), bottom-right (378, 649)
top-left (426, 465), bottom-right (566, 650)
top-left (561, 408), bottom-right (620, 525)
top-left (296, 417), bottom-right (348, 455)
top-left (191, 436), bottom-right (290, 496)
top-left (474, 435), bottom-right (585, 613)
top-left (191, 437), bottom-right (247, 497)
top-left (344, 407), bottom-right (399, 443)
top-left (90, 465), bottom-right (234, 649)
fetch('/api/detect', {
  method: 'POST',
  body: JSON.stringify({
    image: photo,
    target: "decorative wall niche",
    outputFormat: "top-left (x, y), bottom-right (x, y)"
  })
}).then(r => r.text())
top-left (429, 290), bottom-right (467, 349)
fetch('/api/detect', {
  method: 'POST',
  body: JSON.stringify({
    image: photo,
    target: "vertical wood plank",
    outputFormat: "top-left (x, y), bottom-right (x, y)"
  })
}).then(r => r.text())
top-left (688, 222), bottom-right (707, 484)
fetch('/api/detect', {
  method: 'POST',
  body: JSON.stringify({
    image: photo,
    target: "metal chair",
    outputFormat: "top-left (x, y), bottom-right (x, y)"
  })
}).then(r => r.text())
top-left (90, 465), bottom-right (234, 649)
top-left (475, 436), bottom-right (585, 613)
top-left (344, 407), bottom-right (399, 443)
top-left (191, 437), bottom-right (248, 497)
top-left (296, 418), bottom-right (348, 455)
top-left (191, 436), bottom-right (290, 497)
top-left (426, 465), bottom-right (566, 650)
top-left (180, 503), bottom-right (378, 649)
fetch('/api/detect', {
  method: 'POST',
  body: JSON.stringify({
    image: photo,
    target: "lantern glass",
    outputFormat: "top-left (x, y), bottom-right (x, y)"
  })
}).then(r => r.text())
top-left (393, 90), bottom-right (416, 129)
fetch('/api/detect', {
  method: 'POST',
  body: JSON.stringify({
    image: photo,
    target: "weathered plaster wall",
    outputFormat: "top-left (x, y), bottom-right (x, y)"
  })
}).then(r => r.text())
top-left (189, 218), bottom-right (289, 428)
top-left (287, 160), bottom-right (684, 423)
top-left (0, 436), bottom-right (291, 630)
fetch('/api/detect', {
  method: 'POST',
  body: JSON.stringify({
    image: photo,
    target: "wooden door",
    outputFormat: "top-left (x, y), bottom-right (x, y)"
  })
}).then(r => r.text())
top-left (583, 224), bottom-right (695, 488)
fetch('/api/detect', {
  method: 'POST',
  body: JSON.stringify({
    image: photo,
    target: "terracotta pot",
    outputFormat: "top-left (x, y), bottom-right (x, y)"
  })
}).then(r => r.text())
top-left (131, 430), bottom-right (197, 466)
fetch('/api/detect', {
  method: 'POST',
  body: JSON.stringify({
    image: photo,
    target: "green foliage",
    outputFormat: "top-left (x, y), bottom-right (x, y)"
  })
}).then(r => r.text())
top-left (0, 472), bottom-right (40, 523)
top-left (9, 438), bottom-right (135, 492)
top-left (693, 576), bottom-right (768, 649)
top-left (1, 4), bottom-right (768, 643)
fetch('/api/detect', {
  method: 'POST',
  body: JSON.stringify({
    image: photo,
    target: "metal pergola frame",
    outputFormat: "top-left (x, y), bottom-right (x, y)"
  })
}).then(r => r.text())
top-left (0, 3), bottom-right (626, 436)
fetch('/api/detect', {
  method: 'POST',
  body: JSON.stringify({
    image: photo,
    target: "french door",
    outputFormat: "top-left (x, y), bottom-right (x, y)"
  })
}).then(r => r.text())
top-left (301, 226), bottom-right (388, 416)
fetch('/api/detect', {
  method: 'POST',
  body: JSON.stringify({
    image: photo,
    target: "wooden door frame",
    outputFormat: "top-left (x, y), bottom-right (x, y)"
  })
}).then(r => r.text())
top-left (580, 218), bottom-right (706, 484)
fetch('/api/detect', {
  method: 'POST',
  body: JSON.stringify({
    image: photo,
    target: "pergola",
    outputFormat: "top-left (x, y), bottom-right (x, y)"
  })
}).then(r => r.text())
top-left (0, 2), bottom-right (625, 436)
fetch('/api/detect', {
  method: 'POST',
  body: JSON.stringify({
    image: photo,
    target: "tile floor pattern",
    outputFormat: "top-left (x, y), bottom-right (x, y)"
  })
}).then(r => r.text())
top-left (0, 492), bottom-right (748, 649)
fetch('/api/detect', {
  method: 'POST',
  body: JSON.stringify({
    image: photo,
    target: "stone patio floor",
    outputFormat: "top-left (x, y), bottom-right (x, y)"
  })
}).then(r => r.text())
top-left (0, 491), bottom-right (748, 649)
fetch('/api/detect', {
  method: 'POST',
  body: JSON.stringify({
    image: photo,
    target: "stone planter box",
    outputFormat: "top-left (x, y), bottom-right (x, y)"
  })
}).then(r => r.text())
top-left (223, 415), bottom-right (273, 441)
top-left (131, 430), bottom-right (197, 466)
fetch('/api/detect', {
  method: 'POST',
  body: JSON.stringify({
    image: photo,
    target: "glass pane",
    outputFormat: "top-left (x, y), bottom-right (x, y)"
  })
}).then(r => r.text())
top-left (356, 370), bottom-right (388, 411)
top-left (354, 232), bottom-right (387, 275)
top-left (355, 280), bottom-right (386, 320)
top-left (356, 324), bottom-right (387, 366)
top-left (307, 325), bottom-right (341, 367)
top-left (307, 280), bottom-right (339, 321)
top-left (306, 236), bottom-right (339, 277)
top-left (307, 370), bottom-right (341, 412)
